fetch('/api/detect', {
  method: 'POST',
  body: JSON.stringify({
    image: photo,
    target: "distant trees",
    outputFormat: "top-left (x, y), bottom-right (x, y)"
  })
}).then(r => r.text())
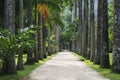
top-left (65, 0), bottom-right (111, 69)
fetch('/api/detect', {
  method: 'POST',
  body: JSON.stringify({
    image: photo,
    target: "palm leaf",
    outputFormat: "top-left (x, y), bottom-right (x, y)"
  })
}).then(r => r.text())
top-left (38, 0), bottom-right (61, 12)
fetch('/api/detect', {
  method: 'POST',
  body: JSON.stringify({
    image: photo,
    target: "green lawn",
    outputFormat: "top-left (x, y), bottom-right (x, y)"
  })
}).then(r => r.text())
top-left (0, 54), bottom-right (56, 80)
top-left (73, 53), bottom-right (120, 80)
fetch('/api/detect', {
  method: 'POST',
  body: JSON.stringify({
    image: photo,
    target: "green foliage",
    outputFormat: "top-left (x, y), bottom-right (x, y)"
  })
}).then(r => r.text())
top-left (108, 0), bottom-right (114, 52)
top-left (60, 11), bottom-right (78, 47)
top-left (0, 26), bottom-right (37, 67)
top-left (16, 26), bottom-right (37, 52)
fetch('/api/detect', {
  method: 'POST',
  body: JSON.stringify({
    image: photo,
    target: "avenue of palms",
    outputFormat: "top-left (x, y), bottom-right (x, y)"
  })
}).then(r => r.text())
top-left (0, 0), bottom-right (120, 80)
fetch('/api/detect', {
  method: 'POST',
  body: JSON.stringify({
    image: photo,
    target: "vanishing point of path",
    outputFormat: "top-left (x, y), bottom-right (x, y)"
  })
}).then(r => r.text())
top-left (23, 51), bottom-right (110, 80)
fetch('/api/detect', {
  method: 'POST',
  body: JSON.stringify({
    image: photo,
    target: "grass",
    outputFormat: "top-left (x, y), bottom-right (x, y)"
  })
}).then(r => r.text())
top-left (0, 54), bottom-right (56, 80)
top-left (73, 53), bottom-right (120, 80)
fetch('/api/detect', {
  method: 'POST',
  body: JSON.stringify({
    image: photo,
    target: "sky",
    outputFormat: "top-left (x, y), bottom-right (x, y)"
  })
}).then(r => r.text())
top-left (94, 0), bottom-right (112, 19)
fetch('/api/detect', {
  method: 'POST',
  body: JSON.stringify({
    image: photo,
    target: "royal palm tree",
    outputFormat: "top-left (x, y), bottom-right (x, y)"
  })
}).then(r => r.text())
top-left (83, 0), bottom-right (88, 58)
top-left (112, 0), bottom-right (120, 73)
top-left (94, 0), bottom-right (102, 64)
top-left (25, 0), bottom-right (35, 65)
top-left (2, 0), bottom-right (16, 74)
top-left (17, 0), bottom-right (24, 70)
top-left (90, 0), bottom-right (95, 62)
top-left (78, 0), bottom-right (82, 55)
top-left (100, 0), bottom-right (110, 68)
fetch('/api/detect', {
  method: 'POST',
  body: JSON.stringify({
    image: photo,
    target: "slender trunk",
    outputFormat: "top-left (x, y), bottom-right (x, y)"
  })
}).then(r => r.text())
top-left (17, 0), bottom-right (24, 70)
top-left (78, 0), bottom-right (82, 54)
top-left (2, 0), bottom-right (16, 74)
top-left (87, 0), bottom-right (91, 59)
top-left (25, 0), bottom-right (34, 65)
top-left (34, 0), bottom-right (39, 62)
top-left (83, 0), bottom-right (88, 58)
top-left (17, 48), bottom-right (24, 70)
top-left (72, 41), bottom-right (75, 52)
top-left (94, 0), bottom-right (102, 64)
top-left (42, 17), bottom-right (47, 59)
top-left (112, 0), bottom-right (120, 73)
top-left (38, 13), bottom-right (44, 60)
top-left (100, 0), bottom-right (110, 68)
top-left (48, 28), bottom-right (52, 56)
top-left (90, 0), bottom-right (95, 62)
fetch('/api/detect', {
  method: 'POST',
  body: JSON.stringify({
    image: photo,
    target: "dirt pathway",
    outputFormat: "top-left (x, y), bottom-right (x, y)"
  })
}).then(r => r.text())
top-left (23, 51), bottom-right (110, 80)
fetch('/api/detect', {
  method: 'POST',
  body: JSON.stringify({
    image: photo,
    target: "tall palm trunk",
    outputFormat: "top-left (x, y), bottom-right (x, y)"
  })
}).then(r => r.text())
top-left (100, 0), bottom-right (110, 68)
top-left (38, 13), bottom-right (44, 60)
top-left (34, 0), bottom-right (39, 62)
top-left (2, 0), bottom-right (16, 74)
top-left (83, 0), bottom-right (88, 58)
top-left (25, 0), bottom-right (34, 65)
top-left (112, 0), bottom-right (120, 73)
top-left (17, 0), bottom-right (24, 70)
top-left (94, 0), bottom-right (102, 64)
top-left (47, 28), bottom-right (52, 56)
top-left (55, 26), bottom-right (60, 52)
top-left (90, 0), bottom-right (95, 61)
top-left (87, 0), bottom-right (91, 59)
top-left (78, 0), bottom-right (82, 55)
top-left (42, 17), bottom-right (47, 58)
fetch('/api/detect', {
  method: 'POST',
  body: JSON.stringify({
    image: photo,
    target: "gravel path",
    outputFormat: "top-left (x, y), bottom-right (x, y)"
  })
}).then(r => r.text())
top-left (23, 51), bottom-right (110, 80)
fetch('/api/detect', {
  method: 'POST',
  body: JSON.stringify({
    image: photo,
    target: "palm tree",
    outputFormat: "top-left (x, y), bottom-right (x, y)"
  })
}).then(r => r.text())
top-left (0, 0), bottom-right (4, 28)
top-left (112, 0), bottom-right (120, 73)
top-left (34, 0), bottom-right (39, 62)
top-left (87, 0), bottom-right (91, 59)
top-left (78, 0), bottom-right (82, 55)
top-left (17, 0), bottom-right (24, 70)
top-left (25, 0), bottom-right (34, 65)
top-left (42, 17), bottom-right (47, 58)
top-left (37, 0), bottom-right (61, 58)
top-left (100, 0), bottom-right (110, 68)
top-left (37, 12), bottom-right (44, 60)
top-left (83, 0), bottom-right (88, 58)
top-left (90, 0), bottom-right (95, 62)
top-left (94, 0), bottom-right (102, 64)
top-left (2, 0), bottom-right (16, 74)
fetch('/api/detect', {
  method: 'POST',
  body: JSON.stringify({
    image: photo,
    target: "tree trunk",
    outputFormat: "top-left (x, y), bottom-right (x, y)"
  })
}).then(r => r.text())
top-left (17, 48), bottom-right (24, 70)
top-left (90, 0), bottom-right (95, 62)
top-left (42, 17), bottom-right (47, 59)
top-left (34, 0), bottom-right (39, 62)
top-left (17, 0), bottom-right (24, 70)
top-left (87, 0), bottom-right (91, 59)
top-left (55, 26), bottom-right (60, 52)
top-left (25, 0), bottom-right (34, 65)
top-left (94, 0), bottom-right (102, 64)
top-left (38, 13), bottom-right (44, 60)
top-left (83, 0), bottom-right (88, 58)
top-left (78, 0), bottom-right (82, 55)
top-left (2, 0), bottom-right (16, 74)
top-left (100, 0), bottom-right (110, 68)
top-left (112, 0), bottom-right (120, 73)
top-left (48, 28), bottom-right (52, 56)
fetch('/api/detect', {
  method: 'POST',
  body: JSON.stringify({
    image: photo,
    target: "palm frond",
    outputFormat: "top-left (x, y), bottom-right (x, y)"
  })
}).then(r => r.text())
top-left (38, 0), bottom-right (61, 12)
